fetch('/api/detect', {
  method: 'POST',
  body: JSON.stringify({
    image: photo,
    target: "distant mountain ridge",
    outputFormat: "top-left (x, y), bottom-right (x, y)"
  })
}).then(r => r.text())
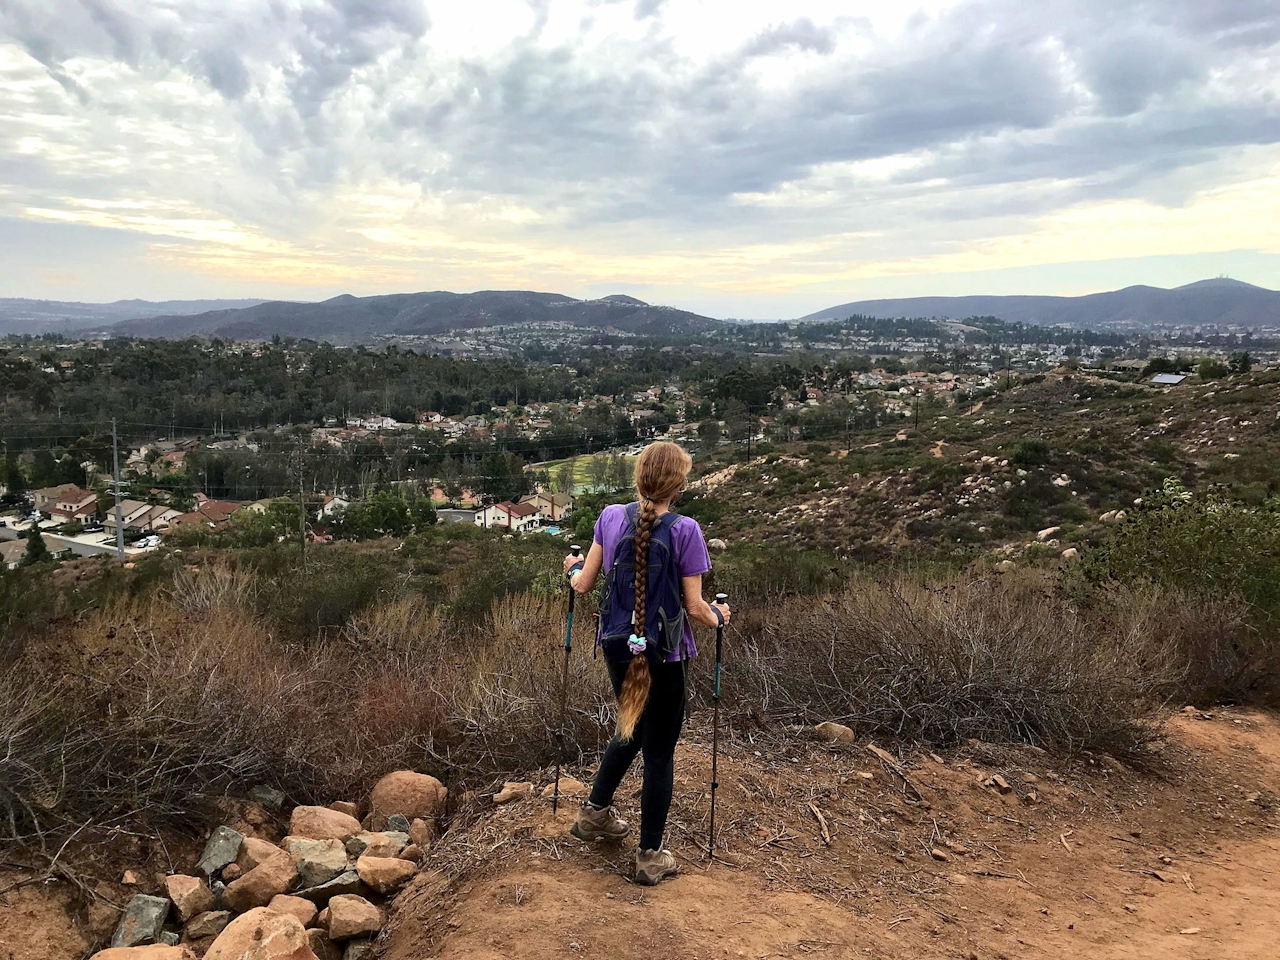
top-left (0, 297), bottom-right (270, 335)
top-left (109, 290), bottom-right (722, 341)
top-left (800, 279), bottom-right (1280, 328)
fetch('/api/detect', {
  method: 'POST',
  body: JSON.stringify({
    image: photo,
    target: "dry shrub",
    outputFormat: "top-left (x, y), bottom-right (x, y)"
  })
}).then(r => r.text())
top-left (167, 559), bottom-right (259, 614)
top-left (722, 570), bottom-right (1182, 755)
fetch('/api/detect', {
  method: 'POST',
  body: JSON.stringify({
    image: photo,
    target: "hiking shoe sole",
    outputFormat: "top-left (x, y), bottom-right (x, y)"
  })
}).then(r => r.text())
top-left (570, 822), bottom-right (627, 842)
top-left (633, 866), bottom-right (676, 886)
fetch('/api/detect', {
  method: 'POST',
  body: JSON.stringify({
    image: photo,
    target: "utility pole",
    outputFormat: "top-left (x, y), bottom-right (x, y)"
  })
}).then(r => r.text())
top-left (296, 447), bottom-right (307, 572)
top-left (111, 418), bottom-right (125, 558)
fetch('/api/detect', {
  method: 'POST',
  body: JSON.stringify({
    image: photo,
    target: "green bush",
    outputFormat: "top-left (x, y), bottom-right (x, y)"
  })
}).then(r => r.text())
top-left (1010, 438), bottom-right (1051, 466)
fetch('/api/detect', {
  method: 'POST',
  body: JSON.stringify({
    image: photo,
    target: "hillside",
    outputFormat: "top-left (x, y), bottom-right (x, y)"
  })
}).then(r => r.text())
top-left (800, 278), bottom-right (1280, 329)
top-left (109, 290), bottom-right (723, 342)
top-left (0, 297), bottom-right (269, 335)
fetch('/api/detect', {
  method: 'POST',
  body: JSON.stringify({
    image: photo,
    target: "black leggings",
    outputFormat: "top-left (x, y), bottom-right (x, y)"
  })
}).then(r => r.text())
top-left (588, 658), bottom-right (687, 851)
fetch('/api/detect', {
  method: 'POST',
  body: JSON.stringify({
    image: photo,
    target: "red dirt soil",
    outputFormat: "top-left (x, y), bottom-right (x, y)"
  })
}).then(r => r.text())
top-left (383, 710), bottom-right (1280, 960)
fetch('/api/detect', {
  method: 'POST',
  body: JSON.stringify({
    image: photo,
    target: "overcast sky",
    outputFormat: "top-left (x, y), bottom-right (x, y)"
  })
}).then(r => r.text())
top-left (1, 0), bottom-right (1278, 317)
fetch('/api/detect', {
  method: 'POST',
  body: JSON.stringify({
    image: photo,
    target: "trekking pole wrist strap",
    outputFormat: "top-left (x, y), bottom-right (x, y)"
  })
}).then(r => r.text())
top-left (567, 561), bottom-right (585, 579)
top-left (712, 606), bottom-right (725, 627)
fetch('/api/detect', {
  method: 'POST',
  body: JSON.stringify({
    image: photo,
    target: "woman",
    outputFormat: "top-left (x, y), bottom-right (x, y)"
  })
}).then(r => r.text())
top-left (562, 441), bottom-right (730, 885)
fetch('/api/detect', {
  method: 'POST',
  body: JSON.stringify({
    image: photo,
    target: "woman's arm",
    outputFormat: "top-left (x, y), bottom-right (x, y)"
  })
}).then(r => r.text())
top-left (564, 541), bottom-right (605, 594)
top-left (682, 574), bottom-right (731, 628)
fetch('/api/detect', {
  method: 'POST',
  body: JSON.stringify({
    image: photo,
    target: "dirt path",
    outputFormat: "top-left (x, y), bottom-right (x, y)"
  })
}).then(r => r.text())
top-left (385, 711), bottom-right (1280, 960)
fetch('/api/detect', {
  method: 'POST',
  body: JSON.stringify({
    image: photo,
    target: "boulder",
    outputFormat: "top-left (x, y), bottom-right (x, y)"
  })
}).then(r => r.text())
top-left (367, 771), bottom-right (447, 829)
top-left (493, 782), bottom-right (533, 804)
top-left (539, 778), bottom-right (589, 800)
top-left (204, 909), bottom-right (318, 960)
top-left (238, 837), bottom-right (292, 874)
top-left (707, 538), bottom-right (728, 551)
top-left (355, 855), bottom-right (416, 895)
top-left (342, 832), bottom-right (406, 860)
top-left (197, 826), bottom-right (245, 877)
top-left (184, 911), bottom-right (233, 940)
top-left (223, 858), bottom-right (295, 913)
top-left (399, 844), bottom-right (422, 862)
top-left (91, 948), bottom-right (195, 960)
top-left (164, 875), bottom-right (214, 922)
top-left (290, 839), bottom-right (349, 888)
top-left (814, 721), bottom-right (855, 744)
top-left (1036, 525), bottom-right (1062, 542)
top-left (267, 894), bottom-right (318, 928)
top-left (294, 870), bottom-right (363, 906)
top-left (328, 801), bottom-right (359, 819)
top-left (326, 896), bottom-right (381, 941)
top-left (109, 895), bottom-right (171, 948)
top-left (408, 818), bottom-right (432, 848)
top-left (306, 931), bottom-right (342, 960)
top-left (1060, 547), bottom-right (1079, 561)
top-left (289, 807), bottom-right (362, 842)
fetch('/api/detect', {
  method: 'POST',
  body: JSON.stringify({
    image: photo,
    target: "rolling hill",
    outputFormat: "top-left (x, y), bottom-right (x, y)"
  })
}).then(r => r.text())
top-left (109, 290), bottom-right (722, 341)
top-left (800, 278), bottom-right (1280, 328)
top-left (0, 297), bottom-right (269, 336)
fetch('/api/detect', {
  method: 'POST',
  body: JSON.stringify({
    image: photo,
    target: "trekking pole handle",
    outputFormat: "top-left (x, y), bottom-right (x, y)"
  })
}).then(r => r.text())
top-left (566, 544), bottom-right (582, 611)
top-left (713, 593), bottom-right (727, 700)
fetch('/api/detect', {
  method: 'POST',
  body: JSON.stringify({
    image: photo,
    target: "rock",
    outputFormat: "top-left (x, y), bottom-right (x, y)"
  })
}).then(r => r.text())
top-left (1036, 526), bottom-right (1062, 542)
top-left (539, 778), bottom-right (589, 800)
top-left (985, 774), bottom-right (1013, 795)
top-left (326, 896), bottom-right (381, 941)
top-left (223, 857), bottom-right (296, 913)
top-left (164, 875), bottom-right (214, 922)
top-left (306, 930), bottom-right (342, 960)
top-left (291, 839), bottom-right (349, 888)
top-left (1060, 548), bottom-right (1079, 561)
top-left (122, 870), bottom-right (140, 885)
top-left (814, 721), bottom-right (855, 744)
top-left (197, 827), bottom-right (245, 877)
top-left (247, 785), bottom-right (287, 810)
top-left (204, 908), bottom-right (318, 960)
top-left (994, 560), bottom-right (1016, 573)
top-left (267, 894), bottom-right (318, 928)
top-left (399, 844), bottom-right (422, 862)
top-left (210, 880), bottom-right (227, 908)
top-left (160, 933), bottom-right (181, 947)
top-left (385, 814), bottom-right (412, 834)
top-left (185, 910), bottom-right (233, 940)
top-left (355, 856), bottom-right (416, 895)
top-left (493, 781), bottom-right (534, 804)
top-left (328, 801), bottom-right (359, 819)
top-left (110, 895), bottom-right (171, 948)
top-left (221, 864), bottom-right (243, 882)
top-left (1115, 510), bottom-right (1127, 521)
top-left (408, 818), bottom-right (432, 848)
top-left (238, 839), bottom-right (293, 875)
top-left (91, 948), bottom-right (196, 960)
top-left (1099, 510), bottom-right (1117, 522)
top-left (343, 832), bottom-right (407, 860)
top-left (930, 848), bottom-right (951, 862)
top-left (343, 943), bottom-right (371, 960)
top-left (242, 802), bottom-right (272, 828)
top-left (368, 771), bottom-right (447, 829)
top-left (289, 807), bottom-right (362, 842)
top-left (294, 871), bottom-right (363, 906)
top-left (707, 538), bottom-right (728, 551)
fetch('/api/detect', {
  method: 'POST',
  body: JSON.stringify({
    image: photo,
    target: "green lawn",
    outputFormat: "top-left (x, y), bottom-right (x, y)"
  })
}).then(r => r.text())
top-left (527, 454), bottom-right (636, 494)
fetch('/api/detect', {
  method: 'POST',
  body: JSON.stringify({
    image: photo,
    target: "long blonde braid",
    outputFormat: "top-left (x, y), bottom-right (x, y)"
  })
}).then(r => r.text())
top-left (615, 442), bottom-right (692, 742)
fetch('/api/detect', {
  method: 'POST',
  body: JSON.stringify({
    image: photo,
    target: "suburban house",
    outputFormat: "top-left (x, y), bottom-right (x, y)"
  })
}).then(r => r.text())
top-left (318, 494), bottom-right (350, 518)
top-left (0, 540), bottom-right (25, 569)
top-left (50, 486), bottom-right (98, 523)
top-left (104, 500), bottom-right (179, 535)
top-left (475, 501), bottom-right (540, 532)
top-left (519, 491), bottom-right (573, 523)
top-left (31, 483), bottom-right (80, 514)
top-left (169, 499), bottom-right (248, 528)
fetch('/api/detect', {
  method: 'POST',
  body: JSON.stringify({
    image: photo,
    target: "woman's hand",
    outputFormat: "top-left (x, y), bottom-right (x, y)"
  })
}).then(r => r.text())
top-left (711, 600), bottom-right (731, 626)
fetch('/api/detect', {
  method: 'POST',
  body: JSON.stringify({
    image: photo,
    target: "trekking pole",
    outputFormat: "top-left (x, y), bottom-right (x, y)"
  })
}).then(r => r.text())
top-left (708, 592), bottom-right (727, 859)
top-left (553, 545), bottom-right (582, 815)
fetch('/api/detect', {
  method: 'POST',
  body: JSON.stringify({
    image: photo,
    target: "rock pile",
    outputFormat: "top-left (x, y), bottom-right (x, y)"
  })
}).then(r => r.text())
top-left (92, 770), bottom-right (445, 960)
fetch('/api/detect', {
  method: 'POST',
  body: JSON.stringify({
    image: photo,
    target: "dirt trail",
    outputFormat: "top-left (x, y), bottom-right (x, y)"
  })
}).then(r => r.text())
top-left (385, 712), bottom-right (1280, 960)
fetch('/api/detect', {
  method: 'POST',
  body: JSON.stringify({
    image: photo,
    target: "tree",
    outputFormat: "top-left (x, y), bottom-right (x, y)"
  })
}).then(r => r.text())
top-left (1197, 357), bottom-right (1229, 380)
top-left (586, 456), bottom-right (610, 492)
top-left (1229, 351), bottom-right (1253, 375)
top-left (553, 458), bottom-right (576, 495)
top-left (20, 526), bottom-right (51, 566)
top-left (606, 454), bottom-right (631, 492)
top-left (698, 420), bottom-right (721, 453)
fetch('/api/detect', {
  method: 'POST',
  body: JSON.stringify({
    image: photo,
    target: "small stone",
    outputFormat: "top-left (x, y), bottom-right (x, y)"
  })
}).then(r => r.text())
top-left (399, 844), bottom-right (422, 862)
top-left (355, 855), bottom-right (417, 895)
top-left (110, 895), bottom-right (171, 948)
top-left (159, 933), bottom-right (180, 947)
top-left (184, 910), bottom-right (233, 940)
top-left (385, 814), bottom-right (412, 834)
top-left (307, 930), bottom-right (342, 960)
top-left (222, 858), bottom-right (295, 913)
top-left (197, 826), bottom-right (244, 877)
top-left (987, 774), bottom-right (1013, 795)
top-left (368, 771), bottom-right (447, 829)
top-left (327, 895), bottom-right (381, 940)
top-left (294, 870), bottom-right (363, 906)
top-left (329, 801), bottom-right (359, 818)
top-left (814, 721), bottom-right (855, 744)
top-left (203, 908), bottom-right (313, 960)
top-left (122, 870), bottom-right (139, 885)
top-left (246, 785), bottom-right (287, 810)
top-left (221, 863), bottom-right (242, 882)
top-left (493, 782), bottom-right (534, 804)
top-left (408, 818), bottom-right (432, 848)
top-left (164, 875), bottom-right (214, 922)
top-left (343, 942), bottom-right (372, 960)
top-left (540, 777), bottom-right (589, 800)
top-left (289, 806), bottom-right (362, 842)
top-left (930, 848), bottom-right (950, 862)
top-left (268, 894), bottom-right (318, 929)
top-left (210, 881), bottom-right (227, 909)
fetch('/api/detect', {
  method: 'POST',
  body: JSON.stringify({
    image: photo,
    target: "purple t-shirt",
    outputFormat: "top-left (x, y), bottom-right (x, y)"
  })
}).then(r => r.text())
top-left (593, 503), bottom-right (713, 661)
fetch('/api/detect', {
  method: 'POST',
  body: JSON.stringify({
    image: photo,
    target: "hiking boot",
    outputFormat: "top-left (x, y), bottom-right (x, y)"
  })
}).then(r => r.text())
top-left (634, 847), bottom-right (677, 886)
top-left (570, 802), bottom-right (630, 842)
